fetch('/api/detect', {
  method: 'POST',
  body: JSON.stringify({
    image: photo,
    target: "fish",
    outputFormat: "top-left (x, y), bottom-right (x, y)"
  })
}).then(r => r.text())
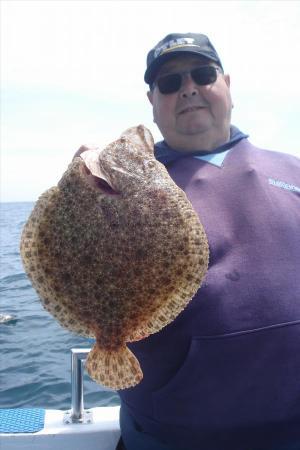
top-left (20, 125), bottom-right (209, 390)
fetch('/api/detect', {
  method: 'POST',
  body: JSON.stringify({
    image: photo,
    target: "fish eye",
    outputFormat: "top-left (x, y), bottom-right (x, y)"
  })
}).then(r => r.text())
top-left (146, 160), bottom-right (156, 169)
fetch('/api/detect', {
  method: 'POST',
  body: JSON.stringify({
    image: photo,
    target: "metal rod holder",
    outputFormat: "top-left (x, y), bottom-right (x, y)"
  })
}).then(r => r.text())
top-left (63, 346), bottom-right (114, 424)
top-left (69, 348), bottom-right (91, 423)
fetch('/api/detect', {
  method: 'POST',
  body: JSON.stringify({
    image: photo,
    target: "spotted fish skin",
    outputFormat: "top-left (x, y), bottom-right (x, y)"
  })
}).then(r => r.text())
top-left (20, 125), bottom-right (209, 390)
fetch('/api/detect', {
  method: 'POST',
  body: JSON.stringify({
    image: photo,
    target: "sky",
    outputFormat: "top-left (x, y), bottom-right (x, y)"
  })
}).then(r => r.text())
top-left (1, 0), bottom-right (300, 202)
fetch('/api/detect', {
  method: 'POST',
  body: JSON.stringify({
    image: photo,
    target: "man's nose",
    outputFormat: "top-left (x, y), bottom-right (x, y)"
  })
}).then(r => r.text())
top-left (179, 73), bottom-right (199, 98)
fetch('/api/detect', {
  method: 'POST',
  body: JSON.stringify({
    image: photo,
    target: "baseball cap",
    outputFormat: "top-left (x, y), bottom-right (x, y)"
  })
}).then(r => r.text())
top-left (144, 33), bottom-right (223, 85)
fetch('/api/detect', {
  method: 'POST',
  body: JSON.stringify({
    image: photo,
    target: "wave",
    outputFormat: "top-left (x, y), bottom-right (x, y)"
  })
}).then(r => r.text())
top-left (0, 272), bottom-right (32, 291)
top-left (0, 314), bottom-right (18, 324)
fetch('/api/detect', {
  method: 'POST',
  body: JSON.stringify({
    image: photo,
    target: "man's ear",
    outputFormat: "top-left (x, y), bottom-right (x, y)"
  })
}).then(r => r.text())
top-left (224, 74), bottom-right (230, 88)
top-left (147, 90), bottom-right (156, 124)
top-left (147, 90), bottom-right (153, 105)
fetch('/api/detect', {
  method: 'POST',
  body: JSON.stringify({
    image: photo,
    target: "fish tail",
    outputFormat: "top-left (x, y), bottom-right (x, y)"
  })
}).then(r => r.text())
top-left (85, 343), bottom-right (143, 390)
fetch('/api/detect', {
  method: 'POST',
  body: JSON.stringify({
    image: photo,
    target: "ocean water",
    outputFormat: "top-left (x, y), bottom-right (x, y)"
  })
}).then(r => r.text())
top-left (0, 202), bottom-right (120, 410)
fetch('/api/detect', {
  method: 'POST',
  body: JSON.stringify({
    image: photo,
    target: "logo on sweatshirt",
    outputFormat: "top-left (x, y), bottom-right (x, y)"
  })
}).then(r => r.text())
top-left (268, 178), bottom-right (300, 193)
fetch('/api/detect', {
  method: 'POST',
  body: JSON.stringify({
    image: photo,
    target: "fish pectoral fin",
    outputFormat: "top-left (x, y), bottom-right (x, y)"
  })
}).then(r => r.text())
top-left (85, 343), bottom-right (143, 390)
top-left (80, 148), bottom-right (107, 180)
top-left (79, 153), bottom-right (120, 195)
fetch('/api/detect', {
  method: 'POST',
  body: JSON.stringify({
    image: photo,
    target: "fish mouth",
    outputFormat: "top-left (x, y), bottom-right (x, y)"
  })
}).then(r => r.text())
top-left (80, 150), bottom-right (120, 196)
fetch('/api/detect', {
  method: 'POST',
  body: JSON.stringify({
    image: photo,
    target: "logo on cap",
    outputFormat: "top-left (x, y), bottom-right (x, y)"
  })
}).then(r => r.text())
top-left (154, 37), bottom-right (196, 58)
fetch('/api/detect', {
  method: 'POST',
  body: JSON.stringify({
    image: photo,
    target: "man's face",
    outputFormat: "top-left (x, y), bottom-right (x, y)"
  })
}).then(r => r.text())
top-left (147, 55), bottom-right (232, 152)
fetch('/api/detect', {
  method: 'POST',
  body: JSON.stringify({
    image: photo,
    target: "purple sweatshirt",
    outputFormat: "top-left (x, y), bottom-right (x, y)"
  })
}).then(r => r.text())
top-left (119, 137), bottom-right (300, 450)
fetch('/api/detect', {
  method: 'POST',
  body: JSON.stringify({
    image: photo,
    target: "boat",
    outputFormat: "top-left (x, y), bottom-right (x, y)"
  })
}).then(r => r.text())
top-left (0, 348), bottom-right (121, 450)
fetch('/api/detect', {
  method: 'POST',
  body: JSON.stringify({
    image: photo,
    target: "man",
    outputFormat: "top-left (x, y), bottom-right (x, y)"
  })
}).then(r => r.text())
top-left (117, 33), bottom-right (300, 450)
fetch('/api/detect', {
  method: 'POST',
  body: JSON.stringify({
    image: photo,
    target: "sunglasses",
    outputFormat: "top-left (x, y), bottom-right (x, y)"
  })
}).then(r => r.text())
top-left (153, 65), bottom-right (220, 95)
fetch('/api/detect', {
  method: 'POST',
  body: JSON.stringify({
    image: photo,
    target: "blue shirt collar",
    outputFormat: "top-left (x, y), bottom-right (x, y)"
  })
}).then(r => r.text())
top-left (154, 125), bottom-right (248, 165)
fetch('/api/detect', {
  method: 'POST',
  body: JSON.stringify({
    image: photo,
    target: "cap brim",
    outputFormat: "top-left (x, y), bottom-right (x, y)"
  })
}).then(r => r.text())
top-left (144, 48), bottom-right (220, 85)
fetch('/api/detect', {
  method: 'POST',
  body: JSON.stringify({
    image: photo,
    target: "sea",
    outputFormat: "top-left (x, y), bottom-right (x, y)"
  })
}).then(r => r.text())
top-left (0, 202), bottom-right (120, 410)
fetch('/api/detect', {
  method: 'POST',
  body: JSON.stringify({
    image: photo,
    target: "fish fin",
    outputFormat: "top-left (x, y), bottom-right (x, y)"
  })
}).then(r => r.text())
top-left (128, 270), bottom-right (208, 342)
top-left (128, 208), bottom-right (209, 342)
top-left (126, 299), bottom-right (181, 342)
top-left (85, 343), bottom-right (143, 390)
top-left (127, 327), bottom-right (151, 342)
top-left (20, 187), bottom-right (95, 339)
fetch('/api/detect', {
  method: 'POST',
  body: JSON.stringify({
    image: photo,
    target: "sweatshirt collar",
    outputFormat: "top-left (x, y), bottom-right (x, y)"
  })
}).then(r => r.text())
top-left (154, 125), bottom-right (248, 165)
